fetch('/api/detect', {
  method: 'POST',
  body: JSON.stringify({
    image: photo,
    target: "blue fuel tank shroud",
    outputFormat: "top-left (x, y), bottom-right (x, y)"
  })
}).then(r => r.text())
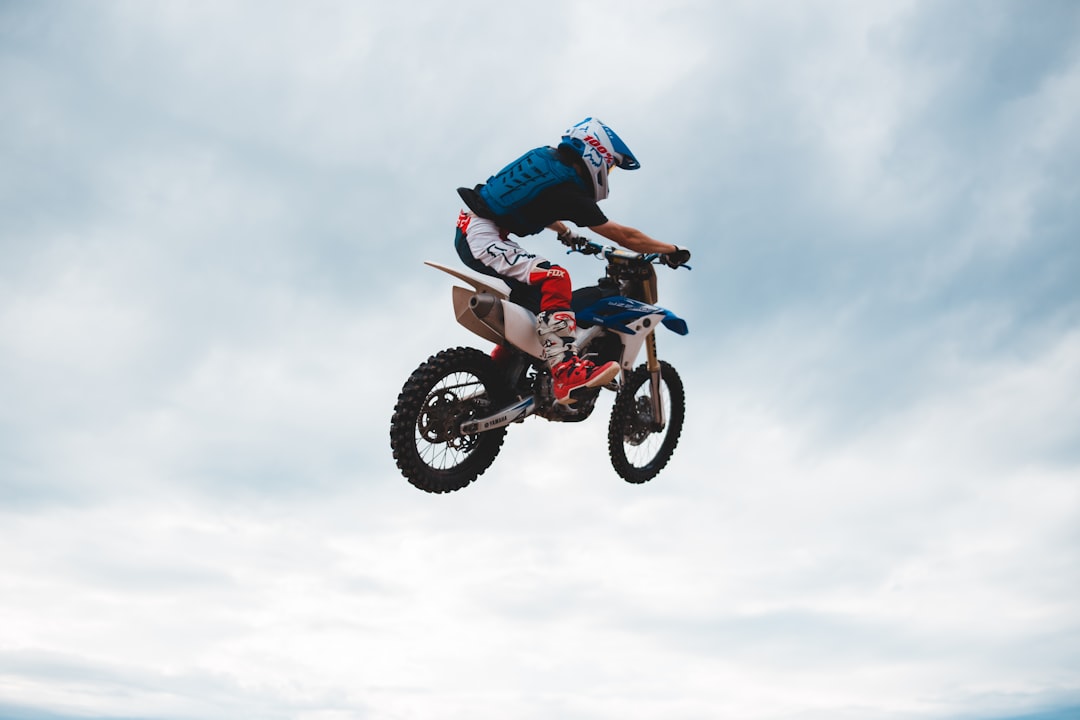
top-left (577, 296), bottom-right (689, 336)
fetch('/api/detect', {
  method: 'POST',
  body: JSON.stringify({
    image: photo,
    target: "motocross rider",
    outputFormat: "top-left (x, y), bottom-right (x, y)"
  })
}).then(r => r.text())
top-left (455, 117), bottom-right (691, 405)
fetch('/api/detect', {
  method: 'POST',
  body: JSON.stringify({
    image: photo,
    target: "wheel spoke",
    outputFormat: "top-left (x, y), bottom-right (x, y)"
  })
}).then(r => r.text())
top-left (621, 386), bottom-right (672, 467)
top-left (410, 371), bottom-right (487, 469)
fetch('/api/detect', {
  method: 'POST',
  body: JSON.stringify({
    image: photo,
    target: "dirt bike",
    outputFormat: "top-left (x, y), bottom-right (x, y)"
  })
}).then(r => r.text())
top-left (389, 237), bottom-right (691, 493)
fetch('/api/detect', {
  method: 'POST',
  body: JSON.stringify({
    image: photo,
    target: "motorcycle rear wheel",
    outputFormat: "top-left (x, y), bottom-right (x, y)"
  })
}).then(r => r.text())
top-left (608, 361), bottom-right (685, 484)
top-left (390, 347), bottom-right (510, 493)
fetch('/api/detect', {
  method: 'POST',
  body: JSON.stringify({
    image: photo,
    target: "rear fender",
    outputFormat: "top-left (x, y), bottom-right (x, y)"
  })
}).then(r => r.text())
top-left (426, 260), bottom-right (556, 361)
top-left (426, 261), bottom-right (510, 298)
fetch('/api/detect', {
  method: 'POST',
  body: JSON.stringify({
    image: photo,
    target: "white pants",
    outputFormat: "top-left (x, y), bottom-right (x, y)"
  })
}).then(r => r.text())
top-left (457, 211), bottom-right (550, 284)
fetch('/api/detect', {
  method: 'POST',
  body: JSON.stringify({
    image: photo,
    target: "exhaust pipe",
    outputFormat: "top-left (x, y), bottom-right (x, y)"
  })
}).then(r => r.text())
top-left (469, 292), bottom-right (502, 321)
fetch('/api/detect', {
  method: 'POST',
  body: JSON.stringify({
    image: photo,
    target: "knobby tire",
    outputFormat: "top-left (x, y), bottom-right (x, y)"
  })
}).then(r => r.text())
top-left (608, 361), bottom-right (685, 484)
top-left (390, 347), bottom-right (510, 493)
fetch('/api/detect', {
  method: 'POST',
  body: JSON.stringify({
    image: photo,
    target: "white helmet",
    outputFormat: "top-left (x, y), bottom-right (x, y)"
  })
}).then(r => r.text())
top-left (560, 117), bottom-right (640, 201)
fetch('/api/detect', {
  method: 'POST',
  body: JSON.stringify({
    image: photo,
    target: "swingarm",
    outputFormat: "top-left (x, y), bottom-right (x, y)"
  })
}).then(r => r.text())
top-left (459, 396), bottom-right (537, 435)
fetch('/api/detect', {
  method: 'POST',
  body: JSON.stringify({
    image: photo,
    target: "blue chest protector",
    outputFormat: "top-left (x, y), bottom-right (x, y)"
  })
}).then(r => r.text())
top-left (477, 147), bottom-right (586, 236)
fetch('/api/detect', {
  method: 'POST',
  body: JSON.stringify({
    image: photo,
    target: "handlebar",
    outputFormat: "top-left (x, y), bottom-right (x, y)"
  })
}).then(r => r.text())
top-left (563, 237), bottom-right (692, 270)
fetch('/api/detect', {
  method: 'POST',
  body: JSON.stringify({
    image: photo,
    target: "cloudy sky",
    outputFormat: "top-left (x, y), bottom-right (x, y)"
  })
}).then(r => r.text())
top-left (2, 1), bottom-right (1079, 719)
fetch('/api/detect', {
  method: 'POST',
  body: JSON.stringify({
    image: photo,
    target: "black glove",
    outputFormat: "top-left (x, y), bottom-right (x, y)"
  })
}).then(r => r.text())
top-left (661, 245), bottom-right (692, 268)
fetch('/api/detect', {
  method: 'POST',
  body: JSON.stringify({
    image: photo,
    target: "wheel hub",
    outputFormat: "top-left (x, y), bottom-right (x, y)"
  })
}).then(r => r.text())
top-left (418, 390), bottom-right (480, 449)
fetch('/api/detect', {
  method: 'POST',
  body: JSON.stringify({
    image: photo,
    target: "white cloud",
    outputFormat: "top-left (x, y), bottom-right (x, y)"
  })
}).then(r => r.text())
top-left (2, 1), bottom-right (1079, 719)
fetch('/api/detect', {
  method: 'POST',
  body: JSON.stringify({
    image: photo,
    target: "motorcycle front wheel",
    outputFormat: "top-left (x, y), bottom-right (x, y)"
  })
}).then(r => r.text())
top-left (390, 347), bottom-right (510, 493)
top-left (608, 360), bottom-right (685, 484)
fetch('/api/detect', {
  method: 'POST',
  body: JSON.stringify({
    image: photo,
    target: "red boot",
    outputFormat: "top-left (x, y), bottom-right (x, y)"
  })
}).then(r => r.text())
top-left (551, 357), bottom-right (620, 405)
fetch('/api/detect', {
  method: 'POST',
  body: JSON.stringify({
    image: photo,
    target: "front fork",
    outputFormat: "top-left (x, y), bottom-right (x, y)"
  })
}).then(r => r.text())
top-left (641, 274), bottom-right (666, 431)
top-left (643, 332), bottom-right (666, 431)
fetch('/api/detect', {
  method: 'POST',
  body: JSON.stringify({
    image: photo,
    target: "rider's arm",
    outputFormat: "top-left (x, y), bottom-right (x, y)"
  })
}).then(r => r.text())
top-left (589, 220), bottom-right (679, 254)
top-left (547, 222), bottom-right (573, 237)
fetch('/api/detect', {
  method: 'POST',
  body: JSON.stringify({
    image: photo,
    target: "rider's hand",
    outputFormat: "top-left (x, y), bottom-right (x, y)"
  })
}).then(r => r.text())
top-left (661, 245), bottom-right (692, 268)
top-left (557, 228), bottom-right (585, 248)
top-left (558, 228), bottom-right (601, 255)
